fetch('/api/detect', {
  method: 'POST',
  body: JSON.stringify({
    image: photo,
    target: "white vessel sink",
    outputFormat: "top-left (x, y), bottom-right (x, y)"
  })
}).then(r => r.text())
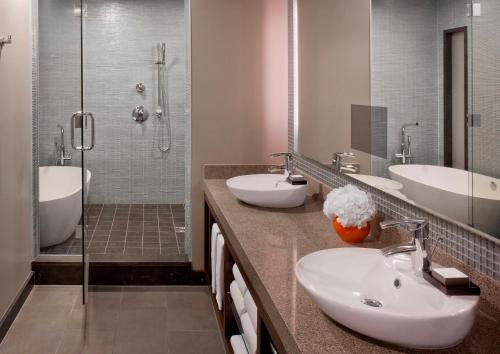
top-left (295, 248), bottom-right (479, 349)
top-left (226, 174), bottom-right (307, 208)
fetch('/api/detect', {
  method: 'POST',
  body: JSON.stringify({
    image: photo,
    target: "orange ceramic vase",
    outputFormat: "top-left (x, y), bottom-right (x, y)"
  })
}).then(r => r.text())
top-left (332, 217), bottom-right (370, 243)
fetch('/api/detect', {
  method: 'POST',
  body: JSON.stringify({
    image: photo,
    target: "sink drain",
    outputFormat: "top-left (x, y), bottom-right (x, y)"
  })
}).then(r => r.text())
top-left (362, 298), bottom-right (383, 308)
top-left (394, 278), bottom-right (402, 289)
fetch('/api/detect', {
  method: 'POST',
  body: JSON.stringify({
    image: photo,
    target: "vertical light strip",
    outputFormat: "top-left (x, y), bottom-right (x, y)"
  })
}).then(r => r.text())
top-left (292, 0), bottom-right (299, 152)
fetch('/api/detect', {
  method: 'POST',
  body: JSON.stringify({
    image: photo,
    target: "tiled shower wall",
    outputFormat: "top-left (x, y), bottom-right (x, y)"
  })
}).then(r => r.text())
top-left (288, 1), bottom-right (499, 281)
top-left (37, 0), bottom-right (186, 204)
top-left (468, 0), bottom-right (500, 179)
top-left (370, 0), bottom-right (439, 177)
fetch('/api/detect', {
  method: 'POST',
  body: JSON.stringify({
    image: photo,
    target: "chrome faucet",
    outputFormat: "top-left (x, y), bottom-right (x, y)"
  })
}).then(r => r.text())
top-left (379, 217), bottom-right (431, 273)
top-left (333, 152), bottom-right (360, 174)
top-left (55, 124), bottom-right (71, 166)
top-left (269, 152), bottom-right (294, 177)
top-left (395, 122), bottom-right (419, 164)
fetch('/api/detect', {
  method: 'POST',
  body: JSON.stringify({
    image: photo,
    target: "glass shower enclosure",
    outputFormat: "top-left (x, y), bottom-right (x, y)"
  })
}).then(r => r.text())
top-left (33, 0), bottom-right (190, 300)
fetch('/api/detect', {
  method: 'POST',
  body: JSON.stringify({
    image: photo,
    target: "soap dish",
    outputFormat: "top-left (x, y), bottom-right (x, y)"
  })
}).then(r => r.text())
top-left (423, 270), bottom-right (480, 296)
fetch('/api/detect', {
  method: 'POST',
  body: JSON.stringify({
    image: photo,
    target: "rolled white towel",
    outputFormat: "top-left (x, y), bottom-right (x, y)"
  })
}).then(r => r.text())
top-left (230, 335), bottom-right (249, 354)
top-left (211, 223), bottom-right (221, 293)
top-left (215, 233), bottom-right (225, 310)
top-left (241, 313), bottom-right (257, 354)
top-left (230, 281), bottom-right (246, 317)
top-left (232, 264), bottom-right (248, 295)
top-left (243, 290), bottom-right (257, 332)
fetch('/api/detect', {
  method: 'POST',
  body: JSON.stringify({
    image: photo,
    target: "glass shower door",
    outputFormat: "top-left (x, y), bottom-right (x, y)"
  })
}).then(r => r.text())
top-left (470, 1), bottom-right (500, 239)
top-left (36, 0), bottom-right (89, 303)
top-left (70, 0), bottom-right (93, 304)
top-left (70, 111), bottom-right (95, 303)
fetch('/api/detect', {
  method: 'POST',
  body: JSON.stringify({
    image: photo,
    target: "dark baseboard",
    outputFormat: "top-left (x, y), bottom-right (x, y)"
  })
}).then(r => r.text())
top-left (191, 270), bottom-right (208, 285)
top-left (32, 262), bottom-right (82, 285)
top-left (32, 261), bottom-right (208, 286)
top-left (89, 262), bottom-right (192, 286)
top-left (0, 272), bottom-right (34, 343)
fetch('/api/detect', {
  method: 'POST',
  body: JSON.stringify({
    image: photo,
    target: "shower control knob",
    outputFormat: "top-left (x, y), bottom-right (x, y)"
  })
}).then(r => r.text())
top-left (135, 83), bottom-right (145, 93)
top-left (132, 106), bottom-right (149, 123)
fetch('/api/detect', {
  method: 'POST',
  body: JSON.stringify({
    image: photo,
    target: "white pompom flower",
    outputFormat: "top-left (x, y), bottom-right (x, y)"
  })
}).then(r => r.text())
top-left (323, 184), bottom-right (377, 228)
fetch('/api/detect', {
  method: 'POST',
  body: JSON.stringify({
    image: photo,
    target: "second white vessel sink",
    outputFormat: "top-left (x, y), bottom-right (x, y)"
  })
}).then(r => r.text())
top-left (295, 248), bottom-right (479, 349)
top-left (226, 174), bottom-right (307, 208)
top-left (346, 173), bottom-right (403, 191)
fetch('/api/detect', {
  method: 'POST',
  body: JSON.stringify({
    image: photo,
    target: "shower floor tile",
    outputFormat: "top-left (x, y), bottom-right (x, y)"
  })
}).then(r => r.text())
top-left (40, 204), bottom-right (187, 262)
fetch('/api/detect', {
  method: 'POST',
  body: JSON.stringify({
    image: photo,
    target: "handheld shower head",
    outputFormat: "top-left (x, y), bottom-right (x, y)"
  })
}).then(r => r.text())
top-left (161, 43), bottom-right (166, 65)
top-left (155, 43), bottom-right (166, 65)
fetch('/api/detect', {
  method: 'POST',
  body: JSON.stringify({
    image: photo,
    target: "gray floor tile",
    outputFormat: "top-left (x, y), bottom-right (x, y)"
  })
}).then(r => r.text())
top-left (113, 309), bottom-right (167, 354)
top-left (86, 289), bottom-right (122, 311)
top-left (0, 286), bottom-right (223, 354)
top-left (165, 289), bottom-right (217, 331)
top-left (0, 328), bottom-right (62, 354)
top-left (56, 329), bottom-right (115, 354)
top-left (166, 331), bottom-right (225, 354)
top-left (121, 290), bottom-right (167, 308)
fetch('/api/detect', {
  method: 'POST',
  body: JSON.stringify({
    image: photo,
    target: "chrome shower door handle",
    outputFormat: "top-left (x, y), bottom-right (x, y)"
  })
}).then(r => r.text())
top-left (71, 111), bottom-right (95, 151)
top-left (70, 111), bottom-right (83, 151)
top-left (85, 112), bottom-right (95, 151)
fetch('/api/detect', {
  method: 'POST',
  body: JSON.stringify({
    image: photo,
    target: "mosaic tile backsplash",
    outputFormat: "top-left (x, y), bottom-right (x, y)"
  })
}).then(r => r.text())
top-left (287, 1), bottom-right (499, 281)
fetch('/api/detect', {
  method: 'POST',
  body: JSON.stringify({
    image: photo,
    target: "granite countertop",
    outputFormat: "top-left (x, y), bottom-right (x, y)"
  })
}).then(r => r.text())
top-left (203, 179), bottom-right (500, 354)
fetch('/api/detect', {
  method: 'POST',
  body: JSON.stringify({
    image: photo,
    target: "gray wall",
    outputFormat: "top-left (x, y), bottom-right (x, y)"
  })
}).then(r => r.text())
top-left (469, 0), bottom-right (500, 178)
top-left (371, 0), bottom-right (439, 177)
top-left (0, 0), bottom-right (34, 323)
top-left (38, 0), bottom-right (186, 204)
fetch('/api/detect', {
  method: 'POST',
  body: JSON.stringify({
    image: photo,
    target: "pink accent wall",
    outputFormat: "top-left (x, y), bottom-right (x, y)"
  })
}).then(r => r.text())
top-left (261, 0), bottom-right (289, 163)
top-left (191, 0), bottom-right (289, 269)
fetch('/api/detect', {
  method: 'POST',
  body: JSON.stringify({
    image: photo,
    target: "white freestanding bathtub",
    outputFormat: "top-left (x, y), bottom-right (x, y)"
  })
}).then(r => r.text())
top-left (39, 166), bottom-right (91, 247)
top-left (389, 164), bottom-right (500, 237)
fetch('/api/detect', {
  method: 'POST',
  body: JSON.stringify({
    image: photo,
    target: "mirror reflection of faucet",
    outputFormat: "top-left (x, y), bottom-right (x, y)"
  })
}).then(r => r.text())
top-left (333, 152), bottom-right (360, 174)
top-left (395, 122), bottom-right (419, 164)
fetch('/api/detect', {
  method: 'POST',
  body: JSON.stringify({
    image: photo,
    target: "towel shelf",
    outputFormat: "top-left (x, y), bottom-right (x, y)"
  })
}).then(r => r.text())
top-left (205, 197), bottom-right (284, 354)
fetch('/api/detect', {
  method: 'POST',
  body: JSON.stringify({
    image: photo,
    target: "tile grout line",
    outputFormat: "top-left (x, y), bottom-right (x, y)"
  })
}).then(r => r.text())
top-left (103, 205), bottom-right (117, 254)
top-left (122, 204), bottom-right (131, 255)
top-left (172, 204), bottom-right (181, 255)
top-left (87, 204), bottom-right (103, 250)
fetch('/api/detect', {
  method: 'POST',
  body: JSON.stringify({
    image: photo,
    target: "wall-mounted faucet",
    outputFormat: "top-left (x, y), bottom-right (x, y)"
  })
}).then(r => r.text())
top-left (379, 217), bottom-right (431, 273)
top-left (269, 152), bottom-right (294, 177)
top-left (55, 124), bottom-right (71, 166)
top-left (0, 35), bottom-right (12, 58)
top-left (333, 152), bottom-right (360, 174)
top-left (395, 122), bottom-right (419, 164)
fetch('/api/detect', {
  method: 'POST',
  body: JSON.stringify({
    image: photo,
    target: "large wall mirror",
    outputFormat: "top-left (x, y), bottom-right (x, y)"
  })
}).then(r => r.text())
top-left (294, 0), bottom-right (500, 240)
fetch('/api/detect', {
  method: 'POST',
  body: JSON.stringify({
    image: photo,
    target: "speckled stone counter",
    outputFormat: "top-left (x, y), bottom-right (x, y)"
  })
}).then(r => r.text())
top-left (204, 179), bottom-right (500, 354)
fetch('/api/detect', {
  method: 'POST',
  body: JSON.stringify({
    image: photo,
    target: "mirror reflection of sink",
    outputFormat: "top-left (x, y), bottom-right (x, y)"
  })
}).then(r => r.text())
top-left (226, 174), bottom-right (307, 208)
top-left (295, 248), bottom-right (479, 349)
top-left (346, 173), bottom-right (403, 191)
